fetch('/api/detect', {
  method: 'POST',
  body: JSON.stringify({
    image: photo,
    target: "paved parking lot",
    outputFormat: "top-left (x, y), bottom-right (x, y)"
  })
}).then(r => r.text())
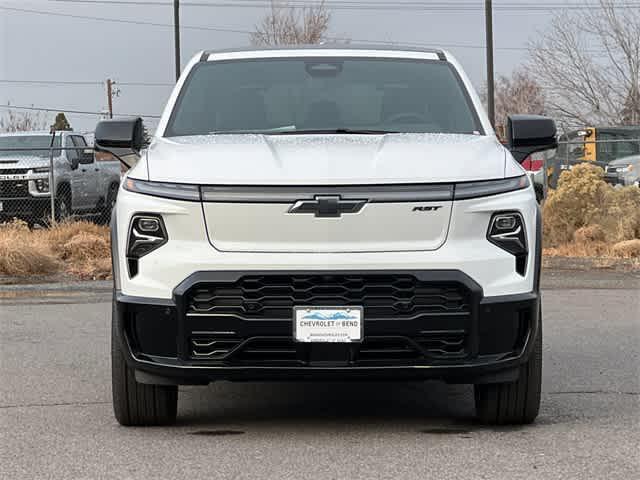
top-left (1, 271), bottom-right (639, 479)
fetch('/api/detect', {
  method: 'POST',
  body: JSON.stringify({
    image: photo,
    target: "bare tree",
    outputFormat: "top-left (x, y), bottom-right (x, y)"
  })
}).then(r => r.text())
top-left (484, 68), bottom-right (546, 134)
top-left (0, 107), bottom-right (48, 133)
top-left (529, 0), bottom-right (640, 129)
top-left (251, 1), bottom-right (331, 46)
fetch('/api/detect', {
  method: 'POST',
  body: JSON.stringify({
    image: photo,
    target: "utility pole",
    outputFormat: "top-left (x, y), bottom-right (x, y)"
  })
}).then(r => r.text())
top-left (485, 0), bottom-right (495, 128)
top-left (106, 79), bottom-right (114, 119)
top-left (174, 0), bottom-right (181, 81)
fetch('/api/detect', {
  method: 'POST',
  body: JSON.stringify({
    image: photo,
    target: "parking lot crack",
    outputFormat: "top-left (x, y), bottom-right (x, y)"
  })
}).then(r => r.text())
top-left (548, 390), bottom-right (639, 396)
top-left (0, 400), bottom-right (111, 409)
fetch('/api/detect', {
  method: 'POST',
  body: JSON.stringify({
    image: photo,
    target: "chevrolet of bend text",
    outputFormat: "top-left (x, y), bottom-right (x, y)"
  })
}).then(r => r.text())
top-left (95, 46), bottom-right (558, 426)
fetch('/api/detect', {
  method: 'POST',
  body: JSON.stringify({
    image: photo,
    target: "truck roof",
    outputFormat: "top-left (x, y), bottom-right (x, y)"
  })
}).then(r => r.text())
top-left (0, 130), bottom-right (78, 137)
top-left (200, 44), bottom-right (448, 61)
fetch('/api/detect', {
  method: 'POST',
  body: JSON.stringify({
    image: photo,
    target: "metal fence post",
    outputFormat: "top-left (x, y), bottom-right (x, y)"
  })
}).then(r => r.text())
top-left (49, 145), bottom-right (56, 225)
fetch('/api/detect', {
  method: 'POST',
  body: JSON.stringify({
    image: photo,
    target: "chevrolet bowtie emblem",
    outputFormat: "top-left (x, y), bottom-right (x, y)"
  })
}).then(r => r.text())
top-left (288, 195), bottom-right (367, 218)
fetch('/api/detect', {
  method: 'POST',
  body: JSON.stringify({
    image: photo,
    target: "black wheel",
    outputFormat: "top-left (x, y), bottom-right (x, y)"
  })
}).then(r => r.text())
top-left (55, 186), bottom-right (72, 223)
top-left (474, 314), bottom-right (542, 425)
top-left (98, 183), bottom-right (118, 224)
top-left (111, 297), bottom-right (178, 426)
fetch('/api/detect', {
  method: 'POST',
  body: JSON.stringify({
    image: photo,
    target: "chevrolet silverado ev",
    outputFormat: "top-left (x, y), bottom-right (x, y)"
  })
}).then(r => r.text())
top-left (94, 46), bottom-right (557, 426)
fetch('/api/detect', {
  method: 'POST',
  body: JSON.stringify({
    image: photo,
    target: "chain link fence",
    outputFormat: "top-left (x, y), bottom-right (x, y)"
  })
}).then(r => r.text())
top-left (523, 137), bottom-right (640, 200)
top-left (548, 137), bottom-right (640, 188)
top-left (0, 134), bottom-right (121, 227)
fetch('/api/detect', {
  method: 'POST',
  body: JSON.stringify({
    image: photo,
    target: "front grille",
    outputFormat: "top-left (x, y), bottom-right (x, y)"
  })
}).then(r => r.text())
top-left (0, 180), bottom-right (29, 198)
top-left (184, 274), bottom-right (472, 365)
top-left (186, 274), bottom-right (470, 320)
top-left (0, 168), bottom-right (29, 175)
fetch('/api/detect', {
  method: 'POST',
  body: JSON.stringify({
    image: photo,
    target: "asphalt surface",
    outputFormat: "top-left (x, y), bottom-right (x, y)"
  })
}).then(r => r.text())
top-left (1, 270), bottom-right (638, 479)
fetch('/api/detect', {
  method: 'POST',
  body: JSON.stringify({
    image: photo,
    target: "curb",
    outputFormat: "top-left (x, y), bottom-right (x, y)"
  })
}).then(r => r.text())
top-left (0, 280), bottom-right (112, 294)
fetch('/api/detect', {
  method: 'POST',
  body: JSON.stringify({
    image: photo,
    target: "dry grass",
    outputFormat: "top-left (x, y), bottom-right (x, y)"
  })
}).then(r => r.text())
top-left (0, 220), bottom-right (111, 280)
top-left (543, 163), bottom-right (640, 263)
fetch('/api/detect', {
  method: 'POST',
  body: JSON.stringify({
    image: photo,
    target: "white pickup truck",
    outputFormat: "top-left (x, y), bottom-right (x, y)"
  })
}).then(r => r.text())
top-left (0, 130), bottom-right (121, 224)
top-left (94, 45), bottom-right (557, 427)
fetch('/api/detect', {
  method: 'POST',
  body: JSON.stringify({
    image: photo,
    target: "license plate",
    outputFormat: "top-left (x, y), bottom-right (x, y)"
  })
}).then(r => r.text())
top-left (294, 306), bottom-right (363, 343)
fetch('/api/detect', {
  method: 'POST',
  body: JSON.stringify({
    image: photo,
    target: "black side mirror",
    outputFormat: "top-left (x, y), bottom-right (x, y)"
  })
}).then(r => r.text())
top-left (94, 118), bottom-right (144, 168)
top-left (79, 149), bottom-right (94, 165)
top-left (70, 157), bottom-right (80, 170)
top-left (507, 114), bottom-right (558, 163)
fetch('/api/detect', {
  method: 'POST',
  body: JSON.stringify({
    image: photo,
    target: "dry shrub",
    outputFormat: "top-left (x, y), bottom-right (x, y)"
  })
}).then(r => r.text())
top-left (543, 163), bottom-right (640, 248)
top-left (59, 229), bottom-right (111, 279)
top-left (45, 220), bottom-right (110, 253)
top-left (611, 239), bottom-right (640, 258)
top-left (0, 220), bottom-right (59, 275)
top-left (544, 241), bottom-right (611, 258)
top-left (573, 224), bottom-right (606, 243)
top-left (0, 220), bottom-right (111, 278)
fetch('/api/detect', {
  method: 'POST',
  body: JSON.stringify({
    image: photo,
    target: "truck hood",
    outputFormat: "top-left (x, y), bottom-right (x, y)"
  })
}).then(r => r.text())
top-left (0, 156), bottom-right (49, 171)
top-left (145, 133), bottom-right (507, 184)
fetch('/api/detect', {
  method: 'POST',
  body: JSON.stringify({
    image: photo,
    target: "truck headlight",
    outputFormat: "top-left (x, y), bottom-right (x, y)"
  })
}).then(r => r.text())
top-left (35, 178), bottom-right (49, 193)
top-left (126, 214), bottom-right (167, 277)
top-left (487, 212), bottom-right (528, 275)
top-left (454, 175), bottom-right (529, 200)
top-left (123, 177), bottom-right (200, 201)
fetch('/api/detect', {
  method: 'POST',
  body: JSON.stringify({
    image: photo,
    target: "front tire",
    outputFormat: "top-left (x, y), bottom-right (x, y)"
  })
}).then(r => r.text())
top-left (474, 315), bottom-right (542, 425)
top-left (111, 298), bottom-right (178, 426)
top-left (98, 183), bottom-right (118, 225)
top-left (55, 186), bottom-right (72, 223)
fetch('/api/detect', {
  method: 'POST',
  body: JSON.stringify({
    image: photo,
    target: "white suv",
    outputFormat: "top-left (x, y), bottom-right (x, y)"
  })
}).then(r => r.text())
top-left (95, 46), bottom-right (557, 426)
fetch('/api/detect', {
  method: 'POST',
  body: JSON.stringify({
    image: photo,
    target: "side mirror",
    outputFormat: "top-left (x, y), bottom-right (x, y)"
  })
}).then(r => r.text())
top-left (70, 157), bottom-right (80, 170)
top-left (94, 118), bottom-right (144, 168)
top-left (507, 115), bottom-right (558, 163)
top-left (79, 149), bottom-right (94, 164)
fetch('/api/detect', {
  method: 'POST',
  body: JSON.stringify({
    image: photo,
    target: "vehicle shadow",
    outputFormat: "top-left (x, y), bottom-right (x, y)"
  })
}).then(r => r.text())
top-left (176, 380), bottom-right (479, 431)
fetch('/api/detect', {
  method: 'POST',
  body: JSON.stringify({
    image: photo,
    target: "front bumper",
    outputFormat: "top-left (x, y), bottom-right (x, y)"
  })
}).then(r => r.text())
top-left (114, 270), bottom-right (540, 385)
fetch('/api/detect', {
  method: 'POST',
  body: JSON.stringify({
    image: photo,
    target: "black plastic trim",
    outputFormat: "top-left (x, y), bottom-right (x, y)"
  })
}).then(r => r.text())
top-left (110, 209), bottom-right (120, 291)
top-left (533, 204), bottom-right (542, 291)
top-left (114, 274), bottom-right (540, 383)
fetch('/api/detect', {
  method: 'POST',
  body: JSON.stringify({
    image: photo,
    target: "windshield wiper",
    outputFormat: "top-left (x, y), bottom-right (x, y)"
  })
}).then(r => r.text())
top-left (273, 128), bottom-right (400, 135)
top-left (209, 125), bottom-right (297, 134)
top-left (208, 127), bottom-right (400, 135)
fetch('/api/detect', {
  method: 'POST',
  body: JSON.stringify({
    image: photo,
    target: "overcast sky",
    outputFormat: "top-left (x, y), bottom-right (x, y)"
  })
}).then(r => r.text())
top-left (0, 0), bottom-right (563, 132)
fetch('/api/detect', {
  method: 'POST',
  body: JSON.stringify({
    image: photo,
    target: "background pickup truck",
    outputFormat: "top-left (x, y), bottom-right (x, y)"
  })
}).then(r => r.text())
top-left (0, 130), bottom-right (121, 225)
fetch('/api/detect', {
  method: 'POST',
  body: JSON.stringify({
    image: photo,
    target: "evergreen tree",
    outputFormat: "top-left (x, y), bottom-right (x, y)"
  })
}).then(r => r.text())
top-left (51, 112), bottom-right (72, 131)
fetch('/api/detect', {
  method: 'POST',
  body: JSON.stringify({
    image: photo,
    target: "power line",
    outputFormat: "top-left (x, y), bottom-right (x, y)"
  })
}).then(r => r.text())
top-left (0, 5), bottom-right (535, 51)
top-left (0, 104), bottom-right (161, 119)
top-left (0, 79), bottom-right (174, 86)
top-left (0, 6), bottom-right (253, 33)
top-left (37, 0), bottom-right (640, 11)
top-left (0, 4), bottom-right (620, 53)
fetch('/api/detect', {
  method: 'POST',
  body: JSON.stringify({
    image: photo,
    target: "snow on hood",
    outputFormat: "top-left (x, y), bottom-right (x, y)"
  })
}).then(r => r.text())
top-left (145, 133), bottom-right (508, 185)
top-left (0, 155), bottom-right (49, 169)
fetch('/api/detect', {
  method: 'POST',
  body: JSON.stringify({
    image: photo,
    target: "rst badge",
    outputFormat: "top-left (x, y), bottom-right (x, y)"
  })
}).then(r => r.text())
top-left (413, 206), bottom-right (442, 212)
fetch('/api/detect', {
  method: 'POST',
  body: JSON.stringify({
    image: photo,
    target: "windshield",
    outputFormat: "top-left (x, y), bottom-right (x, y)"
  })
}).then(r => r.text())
top-left (0, 135), bottom-right (62, 157)
top-left (165, 57), bottom-right (482, 137)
